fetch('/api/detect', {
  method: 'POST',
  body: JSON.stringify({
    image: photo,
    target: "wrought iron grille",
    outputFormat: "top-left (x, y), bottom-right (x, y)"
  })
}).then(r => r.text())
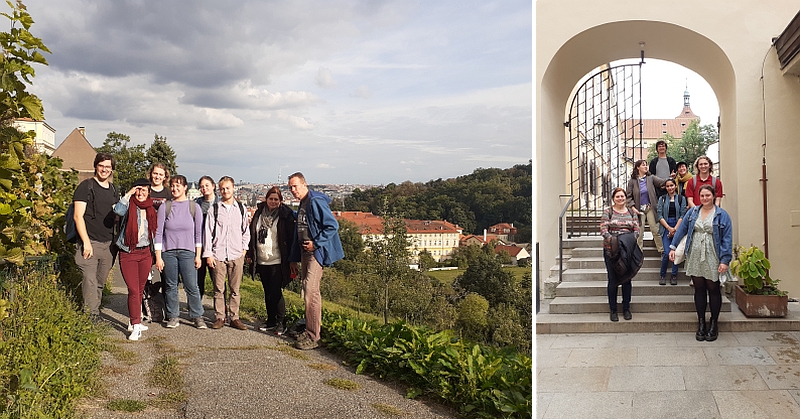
top-left (565, 63), bottom-right (643, 237)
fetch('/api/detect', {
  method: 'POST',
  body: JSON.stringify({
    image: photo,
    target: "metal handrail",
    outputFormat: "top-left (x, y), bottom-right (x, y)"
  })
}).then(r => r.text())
top-left (558, 194), bottom-right (574, 284)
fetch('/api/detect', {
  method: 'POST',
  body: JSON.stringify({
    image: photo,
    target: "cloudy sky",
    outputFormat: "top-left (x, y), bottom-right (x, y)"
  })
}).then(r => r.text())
top-left (24, 0), bottom-right (532, 185)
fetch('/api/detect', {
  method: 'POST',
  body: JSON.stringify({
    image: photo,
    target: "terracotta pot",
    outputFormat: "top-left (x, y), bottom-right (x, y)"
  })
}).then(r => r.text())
top-left (734, 284), bottom-right (788, 318)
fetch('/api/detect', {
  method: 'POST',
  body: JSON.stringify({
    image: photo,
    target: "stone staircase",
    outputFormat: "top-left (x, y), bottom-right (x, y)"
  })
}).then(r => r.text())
top-left (537, 235), bottom-right (800, 334)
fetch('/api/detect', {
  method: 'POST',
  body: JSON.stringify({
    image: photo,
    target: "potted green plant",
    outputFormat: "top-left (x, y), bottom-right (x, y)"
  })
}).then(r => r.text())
top-left (729, 245), bottom-right (788, 317)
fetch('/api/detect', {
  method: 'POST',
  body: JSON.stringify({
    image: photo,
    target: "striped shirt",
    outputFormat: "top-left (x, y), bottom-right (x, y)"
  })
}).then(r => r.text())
top-left (600, 207), bottom-right (640, 238)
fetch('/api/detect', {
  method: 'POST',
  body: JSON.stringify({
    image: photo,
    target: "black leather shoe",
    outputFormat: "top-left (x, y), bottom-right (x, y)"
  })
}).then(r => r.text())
top-left (670, 275), bottom-right (678, 286)
top-left (623, 309), bottom-right (632, 320)
top-left (706, 319), bottom-right (718, 342)
top-left (696, 319), bottom-right (706, 341)
top-left (610, 311), bottom-right (619, 322)
top-left (659, 276), bottom-right (666, 286)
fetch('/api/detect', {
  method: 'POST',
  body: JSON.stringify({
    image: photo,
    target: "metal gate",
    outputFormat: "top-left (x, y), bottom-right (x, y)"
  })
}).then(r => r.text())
top-left (564, 63), bottom-right (643, 236)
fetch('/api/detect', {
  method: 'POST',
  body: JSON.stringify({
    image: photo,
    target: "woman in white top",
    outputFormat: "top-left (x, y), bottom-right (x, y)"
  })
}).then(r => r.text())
top-left (246, 186), bottom-right (296, 335)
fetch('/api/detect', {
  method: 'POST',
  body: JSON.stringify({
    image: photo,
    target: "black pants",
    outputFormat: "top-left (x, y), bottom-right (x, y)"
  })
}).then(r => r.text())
top-left (256, 264), bottom-right (285, 326)
top-left (197, 257), bottom-right (214, 298)
top-left (604, 249), bottom-right (631, 312)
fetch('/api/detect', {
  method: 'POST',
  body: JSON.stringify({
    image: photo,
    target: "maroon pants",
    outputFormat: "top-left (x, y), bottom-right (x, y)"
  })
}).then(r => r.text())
top-left (119, 247), bottom-right (152, 325)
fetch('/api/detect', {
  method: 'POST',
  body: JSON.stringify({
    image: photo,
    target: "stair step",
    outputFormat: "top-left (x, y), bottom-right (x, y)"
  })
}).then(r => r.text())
top-left (567, 256), bottom-right (664, 270)
top-left (541, 232), bottom-right (800, 334)
top-left (536, 308), bottom-right (800, 334)
top-left (548, 295), bottom-right (732, 314)
top-left (560, 268), bottom-right (691, 282)
top-left (555, 280), bottom-right (696, 297)
top-left (569, 246), bottom-right (662, 258)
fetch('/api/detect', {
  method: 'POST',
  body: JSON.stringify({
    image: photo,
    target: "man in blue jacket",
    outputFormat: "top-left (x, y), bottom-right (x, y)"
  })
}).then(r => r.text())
top-left (288, 172), bottom-right (344, 349)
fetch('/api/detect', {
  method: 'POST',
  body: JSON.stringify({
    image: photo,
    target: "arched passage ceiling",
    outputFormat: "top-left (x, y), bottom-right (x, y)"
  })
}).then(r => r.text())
top-left (541, 20), bottom-right (734, 122)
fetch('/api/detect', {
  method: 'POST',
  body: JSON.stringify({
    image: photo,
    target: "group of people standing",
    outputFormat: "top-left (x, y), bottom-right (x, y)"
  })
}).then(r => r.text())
top-left (600, 140), bottom-right (732, 341)
top-left (72, 153), bottom-right (343, 350)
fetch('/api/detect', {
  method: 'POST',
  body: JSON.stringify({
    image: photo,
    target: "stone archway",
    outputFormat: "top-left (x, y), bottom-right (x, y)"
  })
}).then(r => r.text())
top-left (537, 19), bottom-right (737, 289)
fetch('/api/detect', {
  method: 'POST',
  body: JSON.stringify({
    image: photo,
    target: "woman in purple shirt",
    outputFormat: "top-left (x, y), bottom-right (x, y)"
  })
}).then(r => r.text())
top-left (154, 175), bottom-right (206, 329)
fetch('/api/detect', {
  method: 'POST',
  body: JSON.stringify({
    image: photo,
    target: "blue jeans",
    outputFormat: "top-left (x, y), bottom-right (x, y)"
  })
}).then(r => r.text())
top-left (162, 249), bottom-right (203, 320)
top-left (660, 217), bottom-right (679, 277)
top-left (604, 249), bottom-right (631, 312)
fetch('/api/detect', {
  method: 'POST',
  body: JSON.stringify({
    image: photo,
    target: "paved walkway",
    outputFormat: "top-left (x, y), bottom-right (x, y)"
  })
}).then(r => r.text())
top-left (537, 330), bottom-right (800, 418)
top-left (79, 267), bottom-right (455, 419)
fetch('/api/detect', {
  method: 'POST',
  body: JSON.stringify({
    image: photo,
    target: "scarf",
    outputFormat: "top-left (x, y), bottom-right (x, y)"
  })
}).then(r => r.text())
top-left (675, 171), bottom-right (693, 185)
top-left (257, 205), bottom-right (279, 244)
top-left (125, 197), bottom-right (157, 248)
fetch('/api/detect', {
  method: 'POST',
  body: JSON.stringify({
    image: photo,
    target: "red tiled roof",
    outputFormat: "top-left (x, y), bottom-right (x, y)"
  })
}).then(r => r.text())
top-left (620, 106), bottom-right (699, 141)
top-left (334, 211), bottom-right (384, 234)
top-left (334, 211), bottom-right (462, 235)
top-left (489, 223), bottom-right (517, 234)
top-left (404, 219), bottom-right (461, 234)
top-left (495, 244), bottom-right (524, 257)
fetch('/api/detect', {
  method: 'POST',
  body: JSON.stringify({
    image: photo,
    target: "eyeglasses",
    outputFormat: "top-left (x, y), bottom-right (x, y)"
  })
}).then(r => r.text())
top-left (97, 164), bottom-right (113, 170)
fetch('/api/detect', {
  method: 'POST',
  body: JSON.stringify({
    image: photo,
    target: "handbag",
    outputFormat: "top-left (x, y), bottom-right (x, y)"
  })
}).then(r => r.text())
top-left (674, 235), bottom-right (688, 264)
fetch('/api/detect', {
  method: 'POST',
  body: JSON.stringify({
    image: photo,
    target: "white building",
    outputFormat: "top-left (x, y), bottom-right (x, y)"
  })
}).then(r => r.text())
top-left (14, 118), bottom-right (56, 155)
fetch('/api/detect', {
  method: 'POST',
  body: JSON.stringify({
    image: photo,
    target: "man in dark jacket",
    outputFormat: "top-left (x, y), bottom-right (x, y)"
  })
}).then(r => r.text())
top-left (649, 140), bottom-right (677, 197)
top-left (288, 172), bottom-right (344, 350)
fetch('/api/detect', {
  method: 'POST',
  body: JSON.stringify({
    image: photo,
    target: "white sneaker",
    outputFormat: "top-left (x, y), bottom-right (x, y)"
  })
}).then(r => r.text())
top-left (128, 324), bottom-right (145, 341)
top-left (128, 322), bottom-right (149, 332)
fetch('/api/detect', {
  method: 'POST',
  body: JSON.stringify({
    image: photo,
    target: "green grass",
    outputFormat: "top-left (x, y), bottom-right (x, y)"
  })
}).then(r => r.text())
top-left (323, 378), bottom-right (361, 391)
top-left (307, 363), bottom-right (338, 371)
top-left (106, 399), bottom-right (147, 412)
top-left (102, 342), bottom-right (140, 365)
top-left (237, 272), bottom-right (383, 324)
top-left (424, 268), bottom-right (462, 284)
top-left (267, 344), bottom-right (311, 360)
top-left (146, 355), bottom-right (183, 391)
top-left (372, 403), bottom-right (406, 417)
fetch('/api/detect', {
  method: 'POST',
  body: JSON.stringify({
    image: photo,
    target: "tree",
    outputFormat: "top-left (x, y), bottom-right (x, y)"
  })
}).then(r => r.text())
top-left (453, 244), bottom-right (517, 307)
top-left (95, 132), bottom-right (147, 191)
top-left (647, 120), bottom-right (718, 170)
top-left (456, 292), bottom-right (489, 341)
top-left (0, 0), bottom-right (75, 265)
top-left (417, 250), bottom-right (437, 271)
top-left (146, 133), bottom-right (177, 176)
top-left (364, 211), bottom-right (413, 324)
top-left (337, 218), bottom-right (364, 261)
top-left (450, 243), bottom-right (484, 269)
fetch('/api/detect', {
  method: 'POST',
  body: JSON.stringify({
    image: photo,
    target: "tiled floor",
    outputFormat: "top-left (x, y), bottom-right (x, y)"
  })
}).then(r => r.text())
top-left (536, 331), bottom-right (800, 418)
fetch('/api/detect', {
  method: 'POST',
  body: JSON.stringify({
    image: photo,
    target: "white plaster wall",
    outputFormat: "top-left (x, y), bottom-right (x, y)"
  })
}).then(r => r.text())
top-left (537, 0), bottom-right (800, 297)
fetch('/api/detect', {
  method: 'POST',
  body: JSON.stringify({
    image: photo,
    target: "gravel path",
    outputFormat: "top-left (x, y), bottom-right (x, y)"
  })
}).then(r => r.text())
top-left (79, 268), bottom-right (456, 419)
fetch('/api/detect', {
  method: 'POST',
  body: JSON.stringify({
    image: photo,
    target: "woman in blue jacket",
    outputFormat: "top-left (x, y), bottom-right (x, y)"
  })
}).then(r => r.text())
top-left (669, 185), bottom-right (732, 342)
top-left (657, 179), bottom-right (687, 285)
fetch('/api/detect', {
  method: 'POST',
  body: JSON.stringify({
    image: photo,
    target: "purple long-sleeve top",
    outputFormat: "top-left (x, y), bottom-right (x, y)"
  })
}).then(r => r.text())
top-left (154, 200), bottom-right (203, 252)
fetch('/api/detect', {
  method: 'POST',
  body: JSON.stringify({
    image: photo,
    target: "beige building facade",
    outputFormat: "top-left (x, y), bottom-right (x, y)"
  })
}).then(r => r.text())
top-left (537, 1), bottom-right (800, 296)
top-left (14, 118), bottom-right (56, 155)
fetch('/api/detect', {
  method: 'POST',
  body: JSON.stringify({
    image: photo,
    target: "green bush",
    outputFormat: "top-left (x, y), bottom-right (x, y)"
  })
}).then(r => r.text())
top-left (0, 263), bottom-right (103, 418)
top-left (319, 310), bottom-right (532, 419)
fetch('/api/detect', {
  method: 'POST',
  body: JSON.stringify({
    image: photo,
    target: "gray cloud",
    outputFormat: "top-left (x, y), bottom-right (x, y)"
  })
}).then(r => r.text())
top-left (26, 0), bottom-right (531, 185)
top-left (315, 67), bottom-right (336, 88)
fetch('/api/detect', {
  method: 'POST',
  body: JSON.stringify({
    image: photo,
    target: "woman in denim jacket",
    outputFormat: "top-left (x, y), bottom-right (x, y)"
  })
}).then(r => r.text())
top-left (656, 179), bottom-right (687, 285)
top-left (669, 185), bottom-right (732, 342)
top-left (113, 178), bottom-right (157, 341)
